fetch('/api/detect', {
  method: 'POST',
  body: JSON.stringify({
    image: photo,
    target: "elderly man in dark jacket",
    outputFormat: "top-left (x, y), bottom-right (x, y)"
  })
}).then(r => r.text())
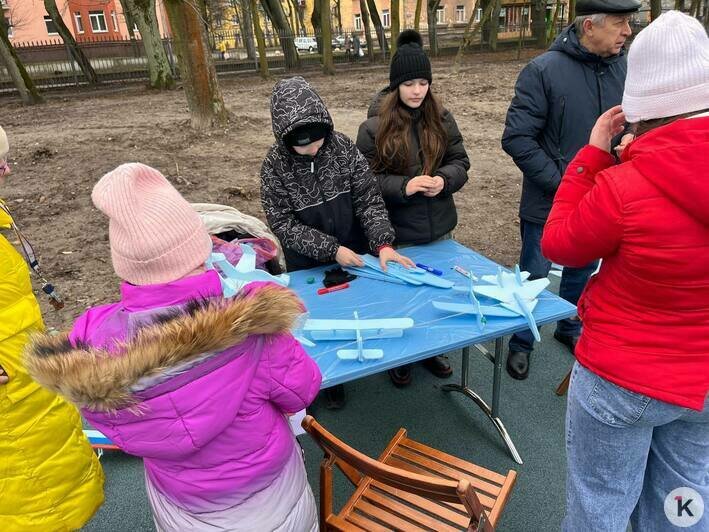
top-left (501, 0), bottom-right (639, 380)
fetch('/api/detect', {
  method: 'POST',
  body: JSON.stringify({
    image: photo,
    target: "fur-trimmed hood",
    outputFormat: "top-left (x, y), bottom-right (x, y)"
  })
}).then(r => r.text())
top-left (25, 285), bottom-right (304, 412)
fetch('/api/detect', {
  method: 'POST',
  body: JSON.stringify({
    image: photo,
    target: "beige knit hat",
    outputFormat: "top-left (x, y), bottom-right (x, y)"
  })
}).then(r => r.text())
top-left (0, 127), bottom-right (9, 160)
top-left (92, 163), bottom-right (212, 285)
top-left (622, 10), bottom-right (709, 123)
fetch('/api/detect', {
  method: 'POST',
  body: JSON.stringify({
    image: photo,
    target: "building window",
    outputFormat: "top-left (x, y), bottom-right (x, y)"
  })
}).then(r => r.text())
top-left (474, 7), bottom-right (482, 22)
top-left (111, 10), bottom-right (118, 31)
top-left (455, 5), bottom-right (465, 23)
top-left (354, 13), bottom-right (361, 30)
top-left (74, 12), bottom-right (84, 33)
top-left (382, 9), bottom-right (390, 28)
top-left (89, 10), bottom-right (108, 33)
top-left (436, 6), bottom-right (445, 24)
top-left (44, 15), bottom-right (59, 35)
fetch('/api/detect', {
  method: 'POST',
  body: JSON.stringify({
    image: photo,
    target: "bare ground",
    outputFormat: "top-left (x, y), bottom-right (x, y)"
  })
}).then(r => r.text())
top-left (1, 49), bottom-right (539, 330)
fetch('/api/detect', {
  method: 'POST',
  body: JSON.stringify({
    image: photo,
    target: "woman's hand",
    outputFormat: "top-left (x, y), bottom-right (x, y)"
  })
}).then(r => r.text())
top-left (423, 176), bottom-right (445, 197)
top-left (0, 364), bottom-right (8, 385)
top-left (378, 246), bottom-right (415, 271)
top-left (405, 175), bottom-right (437, 196)
top-left (335, 246), bottom-right (364, 267)
top-left (614, 133), bottom-right (635, 157)
top-left (589, 105), bottom-right (627, 153)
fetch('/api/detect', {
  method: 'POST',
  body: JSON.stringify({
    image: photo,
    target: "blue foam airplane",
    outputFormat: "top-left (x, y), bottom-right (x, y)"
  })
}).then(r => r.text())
top-left (433, 265), bottom-right (548, 341)
top-left (299, 313), bottom-right (414, 362)
top-left (347, 255), bottom-right (454, 288)
top-left (205, 244), bottom-right (289, 297)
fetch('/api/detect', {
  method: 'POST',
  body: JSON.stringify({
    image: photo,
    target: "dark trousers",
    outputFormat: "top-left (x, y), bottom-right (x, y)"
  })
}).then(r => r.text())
top-left (508, 219), bottom-right (598, 354)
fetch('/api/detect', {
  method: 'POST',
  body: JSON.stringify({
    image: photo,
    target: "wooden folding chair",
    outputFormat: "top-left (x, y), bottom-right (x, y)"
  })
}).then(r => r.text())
top-left (302, 415), bottom-right (517, 531)
top-left (555, 370), bottom-right (572, 396)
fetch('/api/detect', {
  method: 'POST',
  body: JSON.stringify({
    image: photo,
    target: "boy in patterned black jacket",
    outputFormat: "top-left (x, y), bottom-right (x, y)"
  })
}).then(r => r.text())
top-left (260, 76), bottom-right (413, 272)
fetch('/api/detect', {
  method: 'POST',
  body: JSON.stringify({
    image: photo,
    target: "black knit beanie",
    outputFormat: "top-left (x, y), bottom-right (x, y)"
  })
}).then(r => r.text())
top-left (389, 30), bottom-right (432, 90)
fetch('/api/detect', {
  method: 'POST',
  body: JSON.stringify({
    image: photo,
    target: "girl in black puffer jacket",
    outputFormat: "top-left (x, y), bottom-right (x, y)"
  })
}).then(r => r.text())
top-left (356, 30), bottom-right (470, 386)
top-left (356, 30), bottom-right (470, 246)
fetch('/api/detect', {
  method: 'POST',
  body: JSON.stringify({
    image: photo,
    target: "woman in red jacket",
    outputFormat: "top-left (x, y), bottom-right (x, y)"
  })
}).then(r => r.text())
top-left (541, 11), bottom-right (708, 532)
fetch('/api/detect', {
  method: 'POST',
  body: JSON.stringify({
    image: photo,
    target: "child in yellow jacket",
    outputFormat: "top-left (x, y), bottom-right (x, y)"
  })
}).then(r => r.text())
top-left (0, 126), bottom-right (104, 531)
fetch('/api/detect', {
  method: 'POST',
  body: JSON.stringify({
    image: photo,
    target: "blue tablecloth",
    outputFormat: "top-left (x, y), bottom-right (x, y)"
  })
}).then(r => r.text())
top-left (289, 240), bottom-right (576, 388)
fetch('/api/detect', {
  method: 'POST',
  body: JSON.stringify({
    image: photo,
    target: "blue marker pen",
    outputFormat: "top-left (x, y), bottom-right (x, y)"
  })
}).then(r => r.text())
top-left (416, 263), bottom-right (443, 276)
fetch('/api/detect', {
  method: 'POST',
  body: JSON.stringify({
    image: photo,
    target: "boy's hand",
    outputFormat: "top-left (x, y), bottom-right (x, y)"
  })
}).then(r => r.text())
top-left (378, 246), bottom-right (415, 271)
top-left (335, 246), bottom-right (364, 267)
top-left (0, 364), bottom-right (8, 385)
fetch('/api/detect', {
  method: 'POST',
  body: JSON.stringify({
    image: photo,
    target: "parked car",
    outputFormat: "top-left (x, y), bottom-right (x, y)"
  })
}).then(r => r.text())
top-left (294, 37), bottom-right (317, 53)
top-left (331, 35), bottom-right (345, 49)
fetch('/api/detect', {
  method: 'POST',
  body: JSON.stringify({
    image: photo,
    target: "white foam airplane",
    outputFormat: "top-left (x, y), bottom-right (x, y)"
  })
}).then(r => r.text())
top-left (298, 312), bottom-right (414, 362)
top-left (433, 265), bottom-right (549, 341)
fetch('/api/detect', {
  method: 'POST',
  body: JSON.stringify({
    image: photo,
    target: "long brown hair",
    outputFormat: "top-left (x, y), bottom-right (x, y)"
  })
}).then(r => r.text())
top-left (373, 88), bottom-right (447, 176)
top-left (632, 108), bottom-right (708, 137)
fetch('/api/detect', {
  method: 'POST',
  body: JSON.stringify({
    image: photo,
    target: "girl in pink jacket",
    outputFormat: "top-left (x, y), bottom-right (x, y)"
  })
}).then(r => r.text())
top-left (26, 163), bottom-right (321, 531)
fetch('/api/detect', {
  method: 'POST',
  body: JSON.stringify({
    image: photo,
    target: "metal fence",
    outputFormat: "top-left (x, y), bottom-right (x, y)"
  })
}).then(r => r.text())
top-left (1, 14), bottom-right (645, 95)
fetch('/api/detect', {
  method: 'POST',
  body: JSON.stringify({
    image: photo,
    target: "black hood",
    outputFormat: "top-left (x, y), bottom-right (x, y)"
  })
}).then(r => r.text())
top-left (549, 24), bottom-right (624, 65)
top-left (270, 76), bottom-right (333, 145)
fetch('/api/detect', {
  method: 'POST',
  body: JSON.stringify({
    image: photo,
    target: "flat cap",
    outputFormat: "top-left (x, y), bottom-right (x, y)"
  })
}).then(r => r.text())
top-left (576, 0), bottom-right (641, 16)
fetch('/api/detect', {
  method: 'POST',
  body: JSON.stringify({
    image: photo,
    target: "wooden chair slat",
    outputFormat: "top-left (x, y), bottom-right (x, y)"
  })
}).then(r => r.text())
top-left (385, 456), bottom-right (497, 510)
top-left (391, 446), bottom-right (502, 497)
top-left (487, 469), bottom-right (518, 526)
top-left (346, 510), bottom-right (392, 531)
top-left (326, 514), bottom-right (367, 531)
top-left (354, 499), bottom-right (431, 532)
top-left (302, 416), bottom-right (517, 532)
top-left (364, 486), bottom-right (463, 532)
top-left (400, 437), bottom-right (508, 485)
top-left (371, 481), bottom-right (472, 528)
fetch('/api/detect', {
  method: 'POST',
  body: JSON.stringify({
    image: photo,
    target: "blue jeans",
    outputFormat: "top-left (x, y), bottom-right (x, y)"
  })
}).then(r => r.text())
top-left (508, 220), bottom-right (598, 353)
top-left (564, 362), bottom-right (709, 532)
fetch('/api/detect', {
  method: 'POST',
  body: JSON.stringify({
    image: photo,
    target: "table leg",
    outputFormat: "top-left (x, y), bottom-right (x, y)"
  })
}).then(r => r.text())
top-left (442, 341), bottom-right (523, 465)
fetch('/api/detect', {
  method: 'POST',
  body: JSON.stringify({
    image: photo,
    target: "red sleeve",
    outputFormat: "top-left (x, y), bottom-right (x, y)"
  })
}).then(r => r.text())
top-left (541, 145), bottom-right (623, 267)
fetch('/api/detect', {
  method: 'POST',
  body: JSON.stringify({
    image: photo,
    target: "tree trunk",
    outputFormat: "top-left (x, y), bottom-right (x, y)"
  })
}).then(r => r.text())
top-left (237, 0), bottom-right (256, 59)
top-left (359, 0), bottom-right (375, 62)
top-left (650, 0), bottom-right (662, 19)
top-left (568, 0), bottom-right (576, 22)
top-left (0, 18), bottom-right (43, 104)
top-left (290, 0), bottom-right (306, 34)
top-left (366, 0), bottom-right (388, 58)
top-left (452, 0), bottom-right (493, 71)
top-left (334, 0), bottom-right (343, 33)
top-left (531, 0), bottom-right (547, 48)
top-left (427, 0), bottom-right (441, 56)
top-left (43, 0), bottom-right (99, 85)
top-left (125, 0), bottom-right (175, 89)
top-left (414, 0), bottom-right (423, 31)
top-left (488, 0), bottom-right (501, 50)
top-left (260, 0), bottom-right (299, 68)
top-left (119, 0), bottom-right (138, 38)
top-left (391, 0), bottom-right (400, 56)
top-left (546, 0), bottom-right (562, 45)
top-left (311, 0), bottom-right (322, 50)
top-left (163, 0), bottom-right (229, 129)
top-left (250, 0), bottom-right (269, 77)
top-left (320, 0), bottom-right (334, 74)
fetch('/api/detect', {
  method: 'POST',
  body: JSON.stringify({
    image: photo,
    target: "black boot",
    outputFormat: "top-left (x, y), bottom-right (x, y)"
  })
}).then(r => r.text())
top-left (506, 351), bottom-right (530, 380)
top-left (422, 355), bottom-right (453, 378)
top-left (324, 384), bottom-right (346, 409)
top-left (388, 365), bottom-right (412, 387)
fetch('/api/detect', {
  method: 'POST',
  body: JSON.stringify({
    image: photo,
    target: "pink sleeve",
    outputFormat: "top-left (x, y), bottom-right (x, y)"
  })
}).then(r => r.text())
top-left (267, 333), bottom-right (322, 413)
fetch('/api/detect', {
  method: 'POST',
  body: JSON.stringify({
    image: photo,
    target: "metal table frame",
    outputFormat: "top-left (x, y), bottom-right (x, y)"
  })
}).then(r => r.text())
top-left (442, 340), bottom-right (523, 464)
